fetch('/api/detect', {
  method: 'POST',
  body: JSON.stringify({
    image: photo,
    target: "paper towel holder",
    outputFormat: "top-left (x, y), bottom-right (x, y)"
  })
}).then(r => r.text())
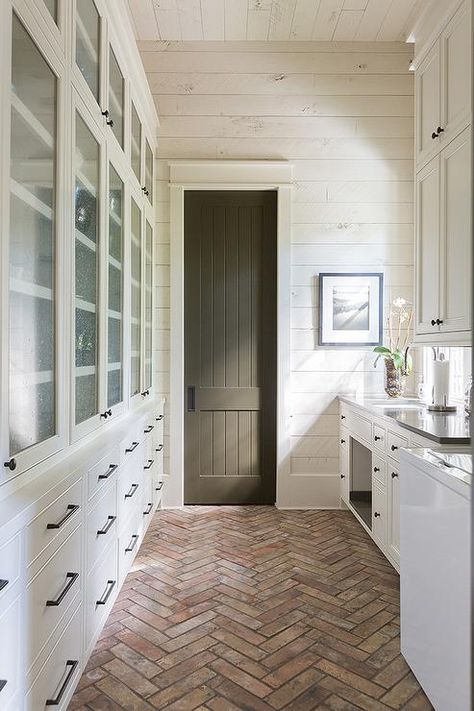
top-left (427, 349), bottom-right (457, 412)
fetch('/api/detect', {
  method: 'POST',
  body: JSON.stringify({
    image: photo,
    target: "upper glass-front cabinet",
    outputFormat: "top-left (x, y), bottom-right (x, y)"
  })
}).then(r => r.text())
top-left (130, 197), bottom-right (142, 398)
top-left (108, 47), bottom-right (124, 149)
top-left (75, 0), bottom-right (101, 104)
top-left (144, 220), bottom-right (153, 391)
top-left (145, 139), bottom-right (153, 204)
top-left (107, 164), bottom-right (125, 409)
top-left (131, 102), bottom-right (141, 182)
top-left (7, 14), bottom-right (59, 469)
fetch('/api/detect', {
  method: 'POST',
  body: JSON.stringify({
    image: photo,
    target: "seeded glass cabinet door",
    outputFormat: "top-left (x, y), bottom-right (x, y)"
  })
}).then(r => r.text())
top-left (3, 12), bottom-right (65, 476)
top-left (130, 197), bottom-right (142, 399)
top-left (107, 163), bottom-right (125, 412)
top-left (108, 46), bottom-right (124, 149)
top-left (75, 0), bottom-right (102, 115)
top-left (144, 139), bottom-right (153, 204)
top-left (143, 219), bottom-right (153, 391)
top-left (74, 110), bottom-right (101, 431)
top-left (131, 102), bottom-right (142, 184)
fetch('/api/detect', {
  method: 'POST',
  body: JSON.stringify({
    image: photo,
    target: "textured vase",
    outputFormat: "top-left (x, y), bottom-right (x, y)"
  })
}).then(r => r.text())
top-left (384, 359), bottom-right (403, 398)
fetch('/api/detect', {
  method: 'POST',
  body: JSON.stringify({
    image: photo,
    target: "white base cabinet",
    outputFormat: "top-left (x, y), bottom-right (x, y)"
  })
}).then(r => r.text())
top-left (0, 398), bottom-right (165, 710)
top-left (339, 398), bottom-right (447, 570)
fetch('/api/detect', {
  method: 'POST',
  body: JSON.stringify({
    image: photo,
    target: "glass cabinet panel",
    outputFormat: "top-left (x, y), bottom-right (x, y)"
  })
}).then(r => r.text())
top-left (144, 221), bottom-right (153, 390)
top-left (75, 113), bottom-right (100, 424)
top-left (43, 0), bottom-right (58, 23)
top-left (130, 199), bottom-right (142, 397)
top-left (107, 165), bottom-right (124, 407)
top-left (131, 103), bottom-right (141, 182)
top-left (76, 0), bottom-right (100, 103)
top-left (145, 139), bottom-right (153, 203)
top-left (108, 48), bottom-right (124, 148)
top-left (9, 15), bottom-right (57, 455)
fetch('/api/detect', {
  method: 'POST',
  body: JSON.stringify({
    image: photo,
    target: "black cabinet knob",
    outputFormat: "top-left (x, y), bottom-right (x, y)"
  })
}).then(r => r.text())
top-left (431, 319), bottom-right (437, 326)
top-left (340, 474), bottom-right (345, 479)
top-left (106, 118), bottom-right (114, 127)
top-left (374, 512), bottom-right (381, 518)
top-left (391, 471), bottom-right (399, 479)
top-left (101, 109), bottom-right (109, 117)
top-left (437, 126), bottom-right (444, 134)
top-left (436, 318), bottom-right (443, 325)
top-left (341, 415), bottom-right (346, 420)
top-left (340, 439), bottom-right (345, 444)
top-left (391, 444), bottom-right (398, 451)
top-left (374, 435), bottom-right (381, 441)
top-left (3, 458), bottom-right (16, 471)
top-left (432, 131), bottom-right (438, 139)
top-left (141, 389), bottom-right (150, 397)
top-left (374, 467), bottom-right (380, 472)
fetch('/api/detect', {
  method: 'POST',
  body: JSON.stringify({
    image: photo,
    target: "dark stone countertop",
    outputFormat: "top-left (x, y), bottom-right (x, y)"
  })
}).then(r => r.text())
top-left (339, 396), bottom-right (471, 445)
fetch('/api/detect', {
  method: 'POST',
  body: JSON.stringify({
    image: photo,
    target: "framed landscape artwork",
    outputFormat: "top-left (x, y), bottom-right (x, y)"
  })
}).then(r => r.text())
top-left (319, 273), bottom-right (383, 347)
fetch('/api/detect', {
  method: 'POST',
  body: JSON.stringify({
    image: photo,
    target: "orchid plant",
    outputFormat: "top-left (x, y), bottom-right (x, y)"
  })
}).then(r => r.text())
top-left (373, 297), bottom-right (413, 374)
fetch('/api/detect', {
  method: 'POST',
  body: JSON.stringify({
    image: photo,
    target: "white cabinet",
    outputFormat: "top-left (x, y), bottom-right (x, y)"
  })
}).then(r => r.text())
top-left (372, 483), bottom-right (387, 548)
top-left (388, 465), bottom-right (400, 562)
top-left (414, 0), bottom-right (472, 345)
top-left (415, 127), bottom-right (471, 343)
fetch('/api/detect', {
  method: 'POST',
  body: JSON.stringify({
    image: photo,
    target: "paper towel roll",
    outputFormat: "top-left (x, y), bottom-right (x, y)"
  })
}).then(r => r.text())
top-left (432, 359), bottom-right (450, 406)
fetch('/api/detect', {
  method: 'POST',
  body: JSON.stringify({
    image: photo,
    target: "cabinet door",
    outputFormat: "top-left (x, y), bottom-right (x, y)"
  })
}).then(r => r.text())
top-left (415, 41), bottom-right (441, 169)
top-left (108, 45), bottom-right (124, 149)
top-left (439, 127), bottom-right (471, 334)
top-left (415, 156), bottom-right (441, 336)
top-left (6, 14), bottom-right (60, 471)
top-left (130, 198), bottom-right (142, 398)
top-left (339, 433), bottom-right (349, 505)
top-left (372, 484), bottom-right (387, 548)
top-left (74, 111), bottom-right (101, 428)
top-left (440, 1), bottom-right (471, 144)
top-left (75, 0), bottom-right (101, 107)
top-left (144, 139), bottom-right (153, 204)
top-left (107, 163), bottom-right (125, 411)
top-left (143, 219), bottom-right (153, 391)
top-left (388, 467), bottom-right (400, 564)
top-left (131, 102), bottom-right (142, 184)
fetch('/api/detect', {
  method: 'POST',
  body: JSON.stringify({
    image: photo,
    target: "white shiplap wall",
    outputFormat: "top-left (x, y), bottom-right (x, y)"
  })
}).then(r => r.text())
top-left (149, 40), bottom-right (415, 507)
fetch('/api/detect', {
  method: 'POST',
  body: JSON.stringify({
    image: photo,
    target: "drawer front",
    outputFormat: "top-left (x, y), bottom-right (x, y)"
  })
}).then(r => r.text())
top-left (387, 431), bottom-right (409, 462)
top-left (410, 434), bottom-right (438, 449)
top-left (26, 478), bottom-right (82, 567)
top-left (86, 541), bottom-right (118, 650)
top-left (118, 444), bottom-right (145, 522)
top-left (0, 533), bottom-right (20, 599)
top-left (153, 476), bottom-right (164, 508)
top-left (119, 511), bottom-right (142, 585)
top-left (345, 410), bottom-right (372, 444)
top-left (372, 424), bottom-right (386, 453)
top-left (372, 454), bottom-right (387, 486)
top-left (372, 484), bottom-right (387, 547)
top-left (153, 414), bottom-right (165, 453)
top-left (86, 482), bottom-right (118, 572)
top-left (26, 526), bottom-right (82, 671)
top-left (142, 475), bottom-right (154, 523)
top-left (25, 603), bottom-right (82, 711)
top-left (0, 596), bottom-right (21, 708)
top-left (87, 448), bottom-right (120, 502)
top-left (120, 421), bottom-right (145, 463)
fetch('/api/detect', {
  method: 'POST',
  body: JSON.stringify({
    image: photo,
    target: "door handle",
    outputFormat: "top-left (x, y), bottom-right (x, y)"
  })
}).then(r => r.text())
top-left (46, 572), bottom-right (79, 606)
top-left (187, 386), bottom-right (196, 412)
top-left (45, 660), bottom-right (78, 706)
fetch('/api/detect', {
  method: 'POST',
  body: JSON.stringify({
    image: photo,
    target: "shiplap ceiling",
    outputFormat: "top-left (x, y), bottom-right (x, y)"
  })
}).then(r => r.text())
top-left (127, 0), bottom-right (425, 42)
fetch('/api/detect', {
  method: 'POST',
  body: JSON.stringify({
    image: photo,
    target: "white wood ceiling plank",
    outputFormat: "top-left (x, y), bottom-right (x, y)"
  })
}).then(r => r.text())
top-left (343, 0), bottom-right (368, 9)
top-left (290, 0), bottom-right (322, 40)
top-left (128, 0), bottom-right (160, 40)
top-left (268, 0), bottom-right (298, 40)
top-left (201, 0), bottom-right (225, 39)
top-left (377, 0), bottom-right (416, 41)
top-left (153, 0), bottom-right (182, 40)
top-left (312, 0), bottom-right (344, 40)
top-left (247, 9), bottom-right (271, 39)
top-left (176, 0), bottom-right (203, 39)
top-left (333, 9), bottom-right (364, 40)
top-left (354, 0), bottom-right (391, 40)
top-left (224, 0), bottom-right (248, 39)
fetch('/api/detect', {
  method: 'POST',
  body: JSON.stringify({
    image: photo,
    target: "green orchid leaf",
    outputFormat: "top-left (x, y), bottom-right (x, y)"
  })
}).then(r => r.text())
top-left (373, 346), bottom-right (391, 354)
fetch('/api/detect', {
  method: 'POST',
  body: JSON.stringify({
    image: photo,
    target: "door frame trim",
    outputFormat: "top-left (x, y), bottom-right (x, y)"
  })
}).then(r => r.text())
top-left (166, 160), bottom-right (293, 507)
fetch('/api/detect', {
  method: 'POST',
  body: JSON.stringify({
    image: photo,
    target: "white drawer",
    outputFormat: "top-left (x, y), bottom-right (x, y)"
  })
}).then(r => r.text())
top-left (0, 596), bottom-right (21, 709)
top-left (119, 511), bottom-right (142, 585)
top-left (86, 482), bottom-right (118, 572)
top-left (142, 475), bottom-right (154, 524)
top-left (87, 448), bottom-right (120, 502)
top-left (345, 410), bottom-right (372, 444)
top-left (118, 444), bottom-right (144, 522)
top-left (85, 541), bottom-right (118, 650)
top-left (153, 414), bottom-right (165, 452)
top-left (339, 426), bottom-right (349, 451)
top-left (153, 477), bottom-right (164, 508)
top-left (387, 430), bottom-right (409, 462)
top-left (26, 478), bottom-right (82, 568)
top-left (372, 483), bottom-right (387, 547)
top-left (25, 526), bottom-right (82, 671)
top-left (0, 533), bottom-right (20, 599)
top-left (372, 454), bottom-right (387, 486)
top-left (372, 424), bottom-right (386, 453)
top-left (25, 603), bottom-right (82, 711)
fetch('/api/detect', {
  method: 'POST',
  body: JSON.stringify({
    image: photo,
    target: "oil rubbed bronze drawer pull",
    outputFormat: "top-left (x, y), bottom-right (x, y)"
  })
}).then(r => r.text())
top-left (46, 572), bottom-right (79, 607)
top-left (45, 659), bottom-right (78, 706)
top-left (98, 463), bottom-right (118, 480)
top-left (156, 414), bottom-right (164, 421)
top-left (155, 482), bottom-right (163, 492)
top-left (0, 580), bottom-right (8, 593)
top-left (125, 483), bottom-right (139, 499)
top-left (143, 503), bottom-right (153, 516)
top-left (0, 680), bottom-right (6, 693)
top-left (125, 441), bottom-right (139, 454)
top-left (96, 579), bottom-right (116, 606)
top-left (125, 534), bottom-right (139, 553)
top-left (144, 459), bottom-right (154, 470)
top-left (156, 444), bottom-right (164, 452)
top-left (46, 504), bottom-right (80, 530)
top-left (97, 515), bottom-right (116, 536)
top-left (144, 425), bottom-right (154, 434)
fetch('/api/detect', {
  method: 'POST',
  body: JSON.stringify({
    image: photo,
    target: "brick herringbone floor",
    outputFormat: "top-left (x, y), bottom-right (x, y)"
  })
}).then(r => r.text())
top-left (68, 507), bottom-right (433, 710)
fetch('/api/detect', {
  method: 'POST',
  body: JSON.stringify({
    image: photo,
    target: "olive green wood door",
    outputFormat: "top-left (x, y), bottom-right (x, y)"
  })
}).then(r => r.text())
top-left (184, 191), bottom-right (277, 504)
